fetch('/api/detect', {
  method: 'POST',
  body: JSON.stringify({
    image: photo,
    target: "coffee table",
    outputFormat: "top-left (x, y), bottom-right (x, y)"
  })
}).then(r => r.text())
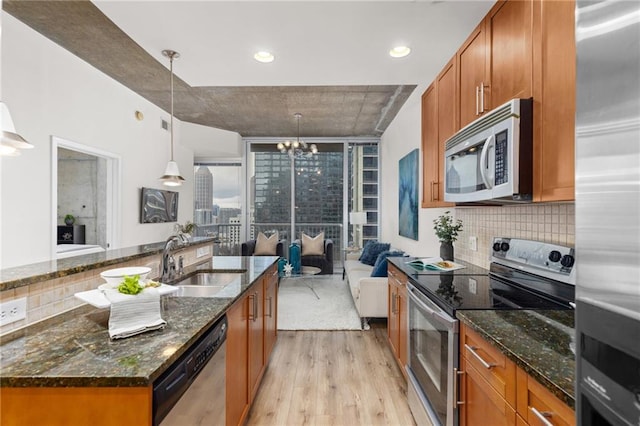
top-left (283, 265), bottom-right (321, 277)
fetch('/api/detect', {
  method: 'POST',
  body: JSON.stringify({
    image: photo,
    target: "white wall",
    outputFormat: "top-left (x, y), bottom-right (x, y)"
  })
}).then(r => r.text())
top-left (182, 121), bottom-right (242, 159)
top-left (380, 85), bottom-right (448, 258)
top-left (0, 13), bottom-right (195, 268)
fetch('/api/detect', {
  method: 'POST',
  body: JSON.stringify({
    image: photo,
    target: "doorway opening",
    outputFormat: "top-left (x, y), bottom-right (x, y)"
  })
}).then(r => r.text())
top-left (51, 136), bottom-right (120, 259)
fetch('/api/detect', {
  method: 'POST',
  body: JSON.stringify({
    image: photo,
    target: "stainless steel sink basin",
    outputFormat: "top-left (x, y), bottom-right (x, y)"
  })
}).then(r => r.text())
top-left (172, 272), bottom-right (244, 298)
top-left (176, 272), bottom-right (243, 287)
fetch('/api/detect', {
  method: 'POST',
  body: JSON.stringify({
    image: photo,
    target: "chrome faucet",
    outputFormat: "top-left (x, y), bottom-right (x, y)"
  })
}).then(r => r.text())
top-left (161, 233), bottom-right (189, 283)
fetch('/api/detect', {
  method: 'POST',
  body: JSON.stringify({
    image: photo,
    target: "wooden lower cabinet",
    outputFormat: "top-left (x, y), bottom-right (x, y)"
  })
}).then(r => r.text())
top-left (387, 264), bottom-right (408, 377)
top-left (459, 323), bottom-right (575, 426)
top-left (226, 292), bottom-right (250, 426)
top-left (227, 264), bottom-right (278, 426)
top-left (263, 267), bottom-right (278, 363)
top-left (248, 281), bottom-right (265, 402)
top-left (517, 368), bottom-right (575, 426)
top-left (0, 386), bottom-right (152, 426)
top-left (460, 356), bottom-right (518, 426)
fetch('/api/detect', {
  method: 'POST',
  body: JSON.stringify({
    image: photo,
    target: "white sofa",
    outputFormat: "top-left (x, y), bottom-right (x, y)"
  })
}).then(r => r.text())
top-left (343, 252), bottom-right (389, 330)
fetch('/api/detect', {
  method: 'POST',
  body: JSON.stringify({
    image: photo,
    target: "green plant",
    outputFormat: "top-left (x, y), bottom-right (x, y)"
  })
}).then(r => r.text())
top-left (64, 214), bottom-right (75, 224)
top-left (175, 220), bottom-right (195, 234)
top-left (433, 211), bottom-right (463, 243)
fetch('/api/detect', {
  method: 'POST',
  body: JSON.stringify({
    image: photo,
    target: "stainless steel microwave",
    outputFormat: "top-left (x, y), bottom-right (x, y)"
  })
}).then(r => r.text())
top-left (444, 98), bottom-right (533, 204)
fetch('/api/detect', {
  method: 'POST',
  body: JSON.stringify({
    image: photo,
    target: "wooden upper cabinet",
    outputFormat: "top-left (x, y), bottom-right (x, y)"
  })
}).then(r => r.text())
top-left (488, 0), bottom-right (533, 107)
top-left (457, 21), bottom-right (490, 129)
top-left (421, 58), bottom-right (455, 208)
top-left (532, 0), bottom-right (576, 202)
top-left (458, 0), bottom-right (533, 129)
top-left (421, 84), bottom-right (440, 207)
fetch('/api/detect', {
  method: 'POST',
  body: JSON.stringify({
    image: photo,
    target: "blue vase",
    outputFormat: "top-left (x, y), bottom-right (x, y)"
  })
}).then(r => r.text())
top-left (289, 243), bottom-right (301, 274)
top-left (277, 257), bottom-right (287, 277)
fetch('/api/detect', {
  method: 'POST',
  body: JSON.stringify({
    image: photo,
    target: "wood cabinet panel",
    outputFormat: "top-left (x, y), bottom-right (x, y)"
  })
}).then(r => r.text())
top-left (489, 0), bottom-right (533, 107)
top-left (421, 84), bottom-right (439, 208)
top-left (264, 266), bottom-right (278, 363)
top-left (532, 0), bottom-right (576, 201)
top-left (460, 356), bottom-right (517, 426)
top-left (460, 323), bottom-right (517, 406)
top-left (457, 21), bottom-right (489, 128)
top-left (0, 387), bottom-right (152, 426)
top-left (517, 367), bottom-right (575, 426)
top-left (226, 294), bottom-right (249, 426)
top-left (387, 264), bottom-right (408, 378)
top-left (248, 282), bottom-right (265, 403)
top-left (421, 59), bottom-right (456, 208)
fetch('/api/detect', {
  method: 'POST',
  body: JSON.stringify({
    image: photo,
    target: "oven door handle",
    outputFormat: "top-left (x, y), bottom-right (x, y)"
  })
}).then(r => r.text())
top-left (407, 284), bottom-right (456, 328)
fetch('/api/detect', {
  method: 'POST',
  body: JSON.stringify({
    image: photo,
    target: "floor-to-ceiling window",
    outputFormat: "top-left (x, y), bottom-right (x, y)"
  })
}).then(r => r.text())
top-left (246, 138), bottom-right (379, 263)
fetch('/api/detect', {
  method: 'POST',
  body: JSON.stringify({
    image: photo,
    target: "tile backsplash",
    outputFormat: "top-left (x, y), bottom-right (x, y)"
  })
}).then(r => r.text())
top-left (454, 203), bottom-right (575, 269)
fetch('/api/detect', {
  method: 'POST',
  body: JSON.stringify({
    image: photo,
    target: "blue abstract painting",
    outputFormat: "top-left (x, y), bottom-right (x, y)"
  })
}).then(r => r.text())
top-left (399, 149), bottom-right (419, 240)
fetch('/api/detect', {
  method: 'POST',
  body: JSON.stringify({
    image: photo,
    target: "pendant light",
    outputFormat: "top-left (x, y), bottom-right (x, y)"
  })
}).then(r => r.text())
top-left (0, 101), bottom-right (34, 156)
top-left (159, 49), bottom-right (185, 187)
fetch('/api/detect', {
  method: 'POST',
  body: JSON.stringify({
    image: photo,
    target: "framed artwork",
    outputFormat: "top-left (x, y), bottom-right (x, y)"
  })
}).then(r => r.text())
top-left (398, 149), bottom-right (419, 240)
top-left (140, 187), bottom-right (179, 223)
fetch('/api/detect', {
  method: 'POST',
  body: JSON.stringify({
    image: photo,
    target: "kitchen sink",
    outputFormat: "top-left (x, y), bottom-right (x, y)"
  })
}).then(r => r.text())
top-left (172, 272), bottom-right (244, 298)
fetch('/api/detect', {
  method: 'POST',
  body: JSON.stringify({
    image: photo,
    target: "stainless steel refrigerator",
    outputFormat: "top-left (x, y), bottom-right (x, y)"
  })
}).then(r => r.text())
top-left (575, 1), bottom-right (640, 425)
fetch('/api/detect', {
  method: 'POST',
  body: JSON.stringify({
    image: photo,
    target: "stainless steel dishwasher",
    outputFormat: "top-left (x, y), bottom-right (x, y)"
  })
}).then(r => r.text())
top-left (153, 315), bottom-right (226, 426)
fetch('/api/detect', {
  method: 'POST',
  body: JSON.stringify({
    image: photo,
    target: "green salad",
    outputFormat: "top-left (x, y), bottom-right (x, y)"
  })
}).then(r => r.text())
top-left (117, 274), bottom-right (145, 295)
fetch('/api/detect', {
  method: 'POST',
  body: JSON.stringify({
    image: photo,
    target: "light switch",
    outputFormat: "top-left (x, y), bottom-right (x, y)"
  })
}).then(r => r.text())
top-left (469, 236), bottom-right (478, 251)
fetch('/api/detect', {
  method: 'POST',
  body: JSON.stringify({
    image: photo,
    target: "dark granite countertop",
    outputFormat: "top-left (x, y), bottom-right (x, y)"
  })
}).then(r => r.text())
top-left (457, 310), bottom-right (575, 408)
top-left (0, 237), bottom-right (216, 291)
top-left (0, 256), bottom-right (278, 388)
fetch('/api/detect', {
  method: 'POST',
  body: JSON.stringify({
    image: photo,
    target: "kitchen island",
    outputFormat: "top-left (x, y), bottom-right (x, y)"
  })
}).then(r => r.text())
top-left (0, 255), bottom-right (278, 426)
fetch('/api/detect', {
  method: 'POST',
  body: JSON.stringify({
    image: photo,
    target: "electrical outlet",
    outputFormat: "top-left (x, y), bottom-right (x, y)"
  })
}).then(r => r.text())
top-left (469, 236), bottom-right (478, 251)
top-left (196, 246), bottom-right (211, 258)
top-left (0, 297), bottom-right (27, 326)
top-left (468, 278), bottom-right (478, 294)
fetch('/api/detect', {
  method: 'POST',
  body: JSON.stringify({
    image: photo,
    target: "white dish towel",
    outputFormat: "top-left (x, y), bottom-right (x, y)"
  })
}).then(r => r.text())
top-left (103, 288), bottom-right (167, 339)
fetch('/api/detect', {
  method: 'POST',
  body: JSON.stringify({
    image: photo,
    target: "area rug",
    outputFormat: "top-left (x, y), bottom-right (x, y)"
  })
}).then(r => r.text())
top-left (277, 275), bottom-right (361, 330)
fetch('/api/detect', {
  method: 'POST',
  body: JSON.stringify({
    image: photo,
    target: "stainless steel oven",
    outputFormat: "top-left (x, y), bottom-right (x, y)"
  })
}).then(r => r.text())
top-left (402, 238), bottom-right (577, 426)
top-left (406, 282), bottom-right (458, 426)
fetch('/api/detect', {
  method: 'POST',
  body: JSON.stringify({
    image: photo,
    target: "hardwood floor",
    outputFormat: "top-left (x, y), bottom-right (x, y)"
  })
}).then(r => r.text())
top-left (246, 322), bottom-right (416, 426)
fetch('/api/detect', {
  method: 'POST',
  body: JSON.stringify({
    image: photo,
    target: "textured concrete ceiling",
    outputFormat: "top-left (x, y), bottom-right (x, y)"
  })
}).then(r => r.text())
top-left (4, 1), bottom-right (496, 139)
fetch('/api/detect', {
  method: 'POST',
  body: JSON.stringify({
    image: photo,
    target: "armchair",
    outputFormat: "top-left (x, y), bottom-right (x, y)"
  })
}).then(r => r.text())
top-left (293, 238), bottom-right (334, 275)
top-left (241, 239), bottom-right (286, 257)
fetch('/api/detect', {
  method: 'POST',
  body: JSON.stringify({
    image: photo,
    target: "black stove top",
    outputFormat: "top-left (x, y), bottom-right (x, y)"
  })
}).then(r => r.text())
top-left (393, 238), bottom-right (576, 317)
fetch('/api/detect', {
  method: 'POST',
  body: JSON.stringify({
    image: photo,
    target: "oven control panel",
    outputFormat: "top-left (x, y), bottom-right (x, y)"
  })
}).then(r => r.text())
top-left (492, 237), bottom-right (575, 284)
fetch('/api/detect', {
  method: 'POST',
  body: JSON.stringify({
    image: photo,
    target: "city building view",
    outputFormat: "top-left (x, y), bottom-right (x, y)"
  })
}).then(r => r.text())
top-left (193, 141), bottom-right (379, 259)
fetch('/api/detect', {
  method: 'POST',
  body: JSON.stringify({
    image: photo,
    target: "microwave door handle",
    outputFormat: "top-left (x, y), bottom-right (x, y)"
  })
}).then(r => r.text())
top-left (479, 134), bottom-right (495, 190)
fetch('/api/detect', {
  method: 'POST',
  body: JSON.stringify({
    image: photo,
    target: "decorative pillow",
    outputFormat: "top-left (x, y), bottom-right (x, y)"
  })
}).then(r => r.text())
top-left (301, 232), bottom-right (324, 256)
top-left (360, 242), bottom-right (390, 266)
top-left (358, 240), bottom-right (377, 262)
top-left (371, 250), bottom-right (405, 277)
top-left (254, 231), bottom-right (279, 255)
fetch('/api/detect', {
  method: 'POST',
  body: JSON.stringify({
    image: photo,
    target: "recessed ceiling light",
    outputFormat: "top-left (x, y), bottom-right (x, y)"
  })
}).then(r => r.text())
top-left (254, 51), bottom-right (275, 63)
top-left (389, 46), bottom-right (411, 58)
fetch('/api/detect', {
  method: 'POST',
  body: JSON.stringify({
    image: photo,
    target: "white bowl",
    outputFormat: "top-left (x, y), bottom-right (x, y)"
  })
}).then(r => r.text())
top-left (100, 266), bottom-right (151, 286)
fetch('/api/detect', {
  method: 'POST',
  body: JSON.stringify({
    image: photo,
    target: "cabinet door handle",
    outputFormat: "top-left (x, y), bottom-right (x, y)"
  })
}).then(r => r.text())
top-left (391, 292), bottom-right (397, 314)
top-left (267, 296), bottom-right (273, 318)
top-left (254, 292), bottom-right (259, 322)
top-left (453, 368), bottom-right (465, 408)
top-left (530, 407), bottom-right (554, 426)
top-left (475, 85), bottom-right (480, 116)
top-left (431, 181), bottom-right (439, 201)
top-left (479, 82), bottom-right (485, 113)
top-left (464, 344), bottom-right (496, 369)
top-left (248, 294), bottom-right (255, 321)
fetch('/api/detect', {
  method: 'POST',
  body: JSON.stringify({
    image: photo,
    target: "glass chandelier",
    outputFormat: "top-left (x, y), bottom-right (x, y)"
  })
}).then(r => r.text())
top-left (277, 113), bottom-right (317, 159)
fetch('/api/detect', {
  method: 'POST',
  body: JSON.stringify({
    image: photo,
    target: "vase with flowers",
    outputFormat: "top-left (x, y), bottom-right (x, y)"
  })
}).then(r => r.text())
top-left (433, 211), bottom-right (463, 261)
